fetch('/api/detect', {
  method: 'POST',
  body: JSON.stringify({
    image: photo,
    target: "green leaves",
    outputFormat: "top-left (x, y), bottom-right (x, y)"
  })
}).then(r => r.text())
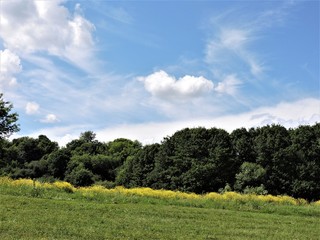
top-left (0, 93), bottom-right (19, 139)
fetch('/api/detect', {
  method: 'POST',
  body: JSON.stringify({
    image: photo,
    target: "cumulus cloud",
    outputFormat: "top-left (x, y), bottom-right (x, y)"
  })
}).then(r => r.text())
top-left (0, 49), bottom-right (22, 88)
top-left (139, 70), bottom-right (242, 102)
top-left (139, 70), bottom-right (214, 100)
top-left (41, 114), bottom-right (59, 123)
top-left (25, 102), bottom-right (40, 115)
top-left (0, 0), bottom-right (95, 68)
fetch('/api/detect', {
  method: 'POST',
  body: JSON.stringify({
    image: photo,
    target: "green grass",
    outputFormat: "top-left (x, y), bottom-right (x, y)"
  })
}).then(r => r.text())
top-left (1, 191), bottom-right (320, 239)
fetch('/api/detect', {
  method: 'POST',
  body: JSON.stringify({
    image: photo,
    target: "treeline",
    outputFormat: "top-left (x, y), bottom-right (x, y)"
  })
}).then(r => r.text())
top-left (0, 124), bottom-right (319, 201)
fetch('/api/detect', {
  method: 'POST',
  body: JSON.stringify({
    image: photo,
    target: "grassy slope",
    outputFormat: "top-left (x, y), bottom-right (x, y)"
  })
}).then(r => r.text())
top-left (1, 193), bottom-right (320, 240)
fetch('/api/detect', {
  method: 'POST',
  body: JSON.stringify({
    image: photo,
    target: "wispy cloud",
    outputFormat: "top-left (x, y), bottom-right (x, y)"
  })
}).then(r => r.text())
top-left (205, 1), bottom-right (298, 77)
top-left (103, 6), bottom-right (134, 25)
top-left (205, 27), bottom-right (263, 79)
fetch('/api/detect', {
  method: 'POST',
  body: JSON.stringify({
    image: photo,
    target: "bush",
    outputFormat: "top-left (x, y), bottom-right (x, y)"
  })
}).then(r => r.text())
top-left (65, 166), bottom-right (94, 187)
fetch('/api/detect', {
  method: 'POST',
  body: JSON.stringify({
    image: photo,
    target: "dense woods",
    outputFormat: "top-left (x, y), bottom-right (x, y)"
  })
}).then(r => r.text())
top-left (0, 125), bottom-right (319, 201)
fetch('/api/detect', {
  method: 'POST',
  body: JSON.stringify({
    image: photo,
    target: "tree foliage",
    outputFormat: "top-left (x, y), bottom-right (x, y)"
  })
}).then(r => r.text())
top-left (0, 124), bottom-right (319, 200)
top-left (0, 93), bottom-right (19, 139)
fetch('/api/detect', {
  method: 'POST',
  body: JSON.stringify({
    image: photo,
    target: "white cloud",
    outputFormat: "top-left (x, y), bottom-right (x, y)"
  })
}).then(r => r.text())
top-left (25, 102), bottom-right (40, 115)
top-left (0, 0), bottom-right (95, 70)
top-left (41, 114), bottom-right (59, 123)
top-left (139, 70), bottom-right (214, 101)
top-left (214, 74), bottom-right (242, 95)
top-left (220, 29), bottom-right (249, 50)
top-left (205, 28), bottom-right (263, 78)
top-left (0, 49), bottom-right (22, 88)
top-left (94, 97), bottom-right (320, 145)
top-left (248, 58), bottom-right (264, 76)
top-left (19, 97), bottom-right (319, 147)
top-left (205, 16), bottom-right (265, 78)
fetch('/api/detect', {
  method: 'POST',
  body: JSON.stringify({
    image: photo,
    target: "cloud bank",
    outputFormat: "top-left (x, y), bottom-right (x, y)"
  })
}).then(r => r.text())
top-left (17, 97), bottom-right (319, 146)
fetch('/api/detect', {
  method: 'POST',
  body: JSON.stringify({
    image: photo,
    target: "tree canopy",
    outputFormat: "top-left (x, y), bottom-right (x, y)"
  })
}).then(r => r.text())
top-left (0, 118), bottom-right (319, 201)
top-left (0, 93), bottom-right (19, 139)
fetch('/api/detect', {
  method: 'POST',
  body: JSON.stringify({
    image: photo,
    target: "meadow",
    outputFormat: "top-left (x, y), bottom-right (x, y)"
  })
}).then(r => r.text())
top-left (0, 177), bottom-right (320, 239)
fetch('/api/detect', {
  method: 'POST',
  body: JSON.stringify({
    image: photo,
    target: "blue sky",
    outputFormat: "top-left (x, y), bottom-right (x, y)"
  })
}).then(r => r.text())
top-left (0, 0), bottom-right (319, 145)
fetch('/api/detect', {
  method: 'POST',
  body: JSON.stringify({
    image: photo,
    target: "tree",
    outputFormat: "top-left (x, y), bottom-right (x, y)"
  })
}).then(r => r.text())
top-left (148, 127), bottom-right (236, 193)
top-left (234, 162), bottom-right (266, 193)
top-left (0, 93), bottom-right (19, 139)
top-left (80, 131), bottom-right (96, 142)
top-left (37, 135), bottom-right (59, 156)
top-left (230, 128), bottom-right (256, 164)
top-left (66, 131), bottom-right (106, 156)
top-left (289, 124), bottom-right (320, 200)
top-left (12, 137), bottom-right (41, 164)
top-left (116, 143), bottom-right (160, 187)
top-left (252, 124), bottom-right (291, 194)
top-left (106, 138), bottom-right (142, 164)
top-left (46, 148), bottom-right (71, 179)
top-left (65, 164), bottom-right (94, 187)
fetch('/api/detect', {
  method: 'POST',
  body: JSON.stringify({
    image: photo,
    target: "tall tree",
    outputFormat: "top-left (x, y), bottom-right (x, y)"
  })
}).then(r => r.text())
top-left (0, 93), bottom-right (19, 139)
top-left (116, 143), bottom-right (160, 187)
top-left (289, 124), bottom-right (320, 200)
top-left (149, 127), bottom-right (236, 193)
top-left (253, 124), bottom-right (292, 195)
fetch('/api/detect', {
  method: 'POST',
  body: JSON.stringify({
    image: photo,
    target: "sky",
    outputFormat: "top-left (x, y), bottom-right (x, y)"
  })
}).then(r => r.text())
top-left (0, 0), bottom-right (319, 146)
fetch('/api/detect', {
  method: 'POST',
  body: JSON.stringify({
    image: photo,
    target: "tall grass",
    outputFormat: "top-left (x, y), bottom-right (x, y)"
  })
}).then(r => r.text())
top-left (0, 176), bottom-right (319, 212)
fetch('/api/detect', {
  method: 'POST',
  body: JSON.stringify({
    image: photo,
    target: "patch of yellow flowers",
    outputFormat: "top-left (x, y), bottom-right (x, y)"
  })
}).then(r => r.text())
top-left (1, 176), bottom-right (319, 206)
top-left (0, 176), bottom-right (75, 193)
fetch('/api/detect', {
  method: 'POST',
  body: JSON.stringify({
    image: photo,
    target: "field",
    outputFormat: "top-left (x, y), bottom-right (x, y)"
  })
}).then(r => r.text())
top-left (0, 178), bottom-right (320, 239)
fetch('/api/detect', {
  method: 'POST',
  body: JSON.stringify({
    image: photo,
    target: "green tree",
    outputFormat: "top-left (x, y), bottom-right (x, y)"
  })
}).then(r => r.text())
top-left (65, 164), bottom-right (94, 187)
top-left (11, 137), bottom-right (41, 164)
top-left (253, 124), bottom-right (291, 194)
top-left (37, 135), bottom-right (59, 156)
top-left (90, 154), bottom-right (119, 181)
top-left (0, 93), bottom-right (19, 139)
top-left (149, 127), bottom-right (236, 193)
top-left (66, 131), bottom-right (106, 156)
top-left (289, 124), bottom-right (320, 200)
top-left (46, 148), bottom-right (71, 179)
top-left (230, 128), bottom-right (256, 164)
top-left (234, 162), bottom-right (266, 193)
top-left (0, 138), bottom-right (12, 169)
top-left (79, 131), bottom-right (97, 142)
top-left (106, 138), bottom-right (142, 164)
top-left (116, 143), bottom-right (160, 187)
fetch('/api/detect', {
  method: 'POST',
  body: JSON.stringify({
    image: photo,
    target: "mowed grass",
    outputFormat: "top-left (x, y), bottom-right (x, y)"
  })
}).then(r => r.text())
top-left (1, 192), bottom-right (320, 240)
